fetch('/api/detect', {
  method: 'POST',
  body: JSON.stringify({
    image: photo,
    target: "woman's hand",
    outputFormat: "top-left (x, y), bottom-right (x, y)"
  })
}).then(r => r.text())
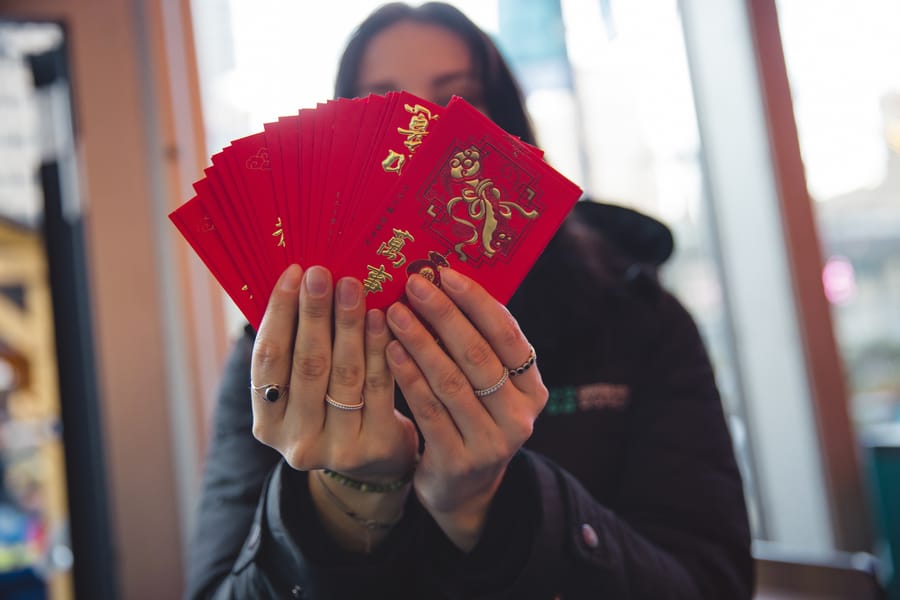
top-left (251, 264), bottom-right (418, 479)
top-left (250, 265), bottom-right (419, 552)
top-left (385, 268), bottom-right (548, 551)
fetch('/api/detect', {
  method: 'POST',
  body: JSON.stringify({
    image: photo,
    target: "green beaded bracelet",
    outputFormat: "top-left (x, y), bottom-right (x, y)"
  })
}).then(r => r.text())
top-left (321, 465), bottom-right (414, 493)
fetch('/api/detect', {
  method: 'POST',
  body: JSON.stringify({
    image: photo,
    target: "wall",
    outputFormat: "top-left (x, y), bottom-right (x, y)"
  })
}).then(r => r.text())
top-left (1, 0), bottom-right (227, 597)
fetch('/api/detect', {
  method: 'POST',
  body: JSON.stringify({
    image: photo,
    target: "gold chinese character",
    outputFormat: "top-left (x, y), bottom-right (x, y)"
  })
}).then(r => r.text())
top-left (400, 131), bottom-right (427, 153)
top-left (404, 103), bottom-right (435, 121)
top-left (362, 264), bottom-right (394, 295)
top-left (381, 149), bottom-right (405, 174)
top-left (272, 217), bottom-right (285, 247)
top-left (399, 104), bottom-right (437, 154)
top-left (376, 228), bottom-right (415, 268)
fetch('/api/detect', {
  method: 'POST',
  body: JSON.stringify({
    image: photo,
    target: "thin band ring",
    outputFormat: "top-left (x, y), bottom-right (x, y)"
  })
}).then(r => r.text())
top-left (473, 369), bottom-right (509, 398)
top-left (507, 345), bottom-right (537, 377)
top-left (325, 393), bottom-right (365, 411)
top-left (250, 382), bottom-right (288, 403)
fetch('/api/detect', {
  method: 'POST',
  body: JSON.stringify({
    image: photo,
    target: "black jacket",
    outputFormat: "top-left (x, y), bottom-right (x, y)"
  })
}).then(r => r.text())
top-left (186, 201), bottom-right (753, 599)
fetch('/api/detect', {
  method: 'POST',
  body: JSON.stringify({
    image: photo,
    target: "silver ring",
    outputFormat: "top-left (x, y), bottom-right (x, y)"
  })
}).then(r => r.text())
top-left (325, 393), bottom-right (365, 411)
top-left (250, 382), bottom-right (288, 403)
top-left (507, 345), bottom-right (537, 377)
top-left (473, 369), bottom-right (509, 398)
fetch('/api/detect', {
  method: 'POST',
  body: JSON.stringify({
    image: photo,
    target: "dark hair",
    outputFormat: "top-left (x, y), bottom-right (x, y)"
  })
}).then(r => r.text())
top-left (334, 2), bottom-right (536, 145)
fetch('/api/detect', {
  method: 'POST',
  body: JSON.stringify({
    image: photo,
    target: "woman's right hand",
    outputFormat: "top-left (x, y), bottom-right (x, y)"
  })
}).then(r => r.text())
top-left (249, 264), bottom-right (419, 486)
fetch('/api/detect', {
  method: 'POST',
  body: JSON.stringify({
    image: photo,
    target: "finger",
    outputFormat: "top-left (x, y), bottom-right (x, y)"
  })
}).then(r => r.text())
top-left (386, 302), bottom-right (493, 443)
top-left (404, 271), bottom-right (545, 439)
top-left (249, 264), bottom-right (302, 426)
top-left (324, 277), bottom-right (366, 429)
top-left (404, 274), bottom-right (510, 395)
top-left (283, 265), bottom-right (332, 432)
top-left (385, 339), bottom-right (462, 452)
top-left (360, 309), bottom-right (396, 424)
top-left (432, 269), bottom-right (542, 396)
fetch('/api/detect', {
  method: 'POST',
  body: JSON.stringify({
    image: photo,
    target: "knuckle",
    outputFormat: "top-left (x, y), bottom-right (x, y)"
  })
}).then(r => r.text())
top-left (251, 419), bottom-right (267, 443)
top-left (535, 381), bottom-right (549, 410)
top-left (512, 417), bottom-right (535, 445)
top-left (252, 338), bottom-right (287, 371)
top-left (284, 444), bottom-right (313, 471)
top-left (301, 300), bottom-right (330, 321)
top-left (435, 368), bottom-right (469, 397)
top-left (332, 363), bottom-right (364, 388)
top-left (365, 372), bottom-right (393, 394)
top-left (293, 352), bottom-right (329, 381)
top-left (415, 395), bottom-right (446, 422)
top-left (496, 321), bottom-right (522, 350)
top-left (463, 341), bottom-right (493, 369)
top-left (334, 312), bottom-right (362, 331)
top-left (430, 295), bottom-right (457, 321)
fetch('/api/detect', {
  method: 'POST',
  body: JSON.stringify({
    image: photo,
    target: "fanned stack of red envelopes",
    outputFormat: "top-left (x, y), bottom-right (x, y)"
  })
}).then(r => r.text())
top-left (170, 92), bottom-right (583, 329)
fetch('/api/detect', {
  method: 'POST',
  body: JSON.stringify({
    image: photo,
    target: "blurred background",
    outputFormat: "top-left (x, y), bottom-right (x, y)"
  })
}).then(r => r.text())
top-left (0, 0), bottom-right (897, 598)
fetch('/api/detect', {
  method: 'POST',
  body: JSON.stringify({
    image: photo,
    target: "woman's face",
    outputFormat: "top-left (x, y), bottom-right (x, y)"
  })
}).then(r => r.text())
top-left (355, 20), bottom-right (487, 112)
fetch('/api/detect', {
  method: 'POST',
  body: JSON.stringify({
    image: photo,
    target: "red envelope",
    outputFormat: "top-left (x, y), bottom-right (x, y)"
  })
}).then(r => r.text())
top-left (320, 98), bottom-right (369, 256)
top-left (297, 106), bottom-right (317, 264)
top-left (331, 93), bottom-right (444, 266)
top-left (310, 101), bottom-right (339, 264)
top-left (276, 115), bottom-right (303, 263)
top-left (222, 132), bottom-right (289, 276)
top-left (170, 195), bottom-right (265, 326)
top-left (262, 119), bottom-right (293, 262)
top-left (170, 93), bottom-right (582, 328)
top-left (338, 96), bottom-right (581, 310)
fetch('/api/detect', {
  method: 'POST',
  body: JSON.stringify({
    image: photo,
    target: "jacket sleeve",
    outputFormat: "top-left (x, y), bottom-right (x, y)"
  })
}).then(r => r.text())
top-left (424, 292), bottom-right (754, 599)
top-left (185, 330), bottom-right (422, 599)
top-left (184, 330), bottom-right (282, 599)
top-left (198, 459), bottom-right (426, 599)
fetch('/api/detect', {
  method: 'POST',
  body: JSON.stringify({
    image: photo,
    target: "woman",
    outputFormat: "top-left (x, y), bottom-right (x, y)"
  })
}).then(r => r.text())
top-left (187, 3), bottom-right (753, 598)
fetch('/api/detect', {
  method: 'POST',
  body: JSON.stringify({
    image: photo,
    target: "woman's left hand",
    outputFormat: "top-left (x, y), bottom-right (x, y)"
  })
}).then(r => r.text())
top-left (385, 268), bottom-right (547, 551)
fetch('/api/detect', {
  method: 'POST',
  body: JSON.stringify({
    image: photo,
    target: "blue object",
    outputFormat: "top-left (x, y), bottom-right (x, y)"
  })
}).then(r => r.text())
top-left (864, 427), bottom-right (900, 599)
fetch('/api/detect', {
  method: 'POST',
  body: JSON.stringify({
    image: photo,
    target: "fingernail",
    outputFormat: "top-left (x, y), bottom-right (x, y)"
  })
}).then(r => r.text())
top-left (279, 264), bottom-right (302, 292)
top-left (337, 278), bottom-right (361, 309)
top-left (366, 310), bottom-right (386, 334)
top-left (388, 303), bottom-right (413, 331)
top-left (387, 341), bottom-right (409, 364)
top-left (305, 266), bottom-right (329, 297)
top-left (439, 268), bottom-right (466, 293)
top-left (407, 274), bottom-right (435, 301)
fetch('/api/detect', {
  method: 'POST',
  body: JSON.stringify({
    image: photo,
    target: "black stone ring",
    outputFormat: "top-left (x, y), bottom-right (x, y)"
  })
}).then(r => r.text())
top-left (507, 345), bottom-right (537, 377)
top-left (250, 382), bottom-right (289, 403)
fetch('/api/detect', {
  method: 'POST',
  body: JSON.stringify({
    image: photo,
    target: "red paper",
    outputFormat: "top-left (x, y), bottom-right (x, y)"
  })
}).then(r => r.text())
top-left (169, 93), bottom-right (582, 329)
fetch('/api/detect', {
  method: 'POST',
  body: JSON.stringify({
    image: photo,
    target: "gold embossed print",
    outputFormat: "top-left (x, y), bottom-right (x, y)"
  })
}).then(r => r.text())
top-left (376, 228), bottom-right (415, 267)
top-left (381, 104), bottom-right (440, 175)
top-left (446, 146), bottom-right (538, 260)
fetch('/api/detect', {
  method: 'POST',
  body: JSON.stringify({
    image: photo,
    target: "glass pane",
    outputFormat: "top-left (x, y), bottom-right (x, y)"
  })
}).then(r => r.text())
top-left (555, 0), bottom-right (761, 534)
top-left (778, 0), bottom-right (900, 584)
top-left (776, 0), bottom-right (900, 430)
